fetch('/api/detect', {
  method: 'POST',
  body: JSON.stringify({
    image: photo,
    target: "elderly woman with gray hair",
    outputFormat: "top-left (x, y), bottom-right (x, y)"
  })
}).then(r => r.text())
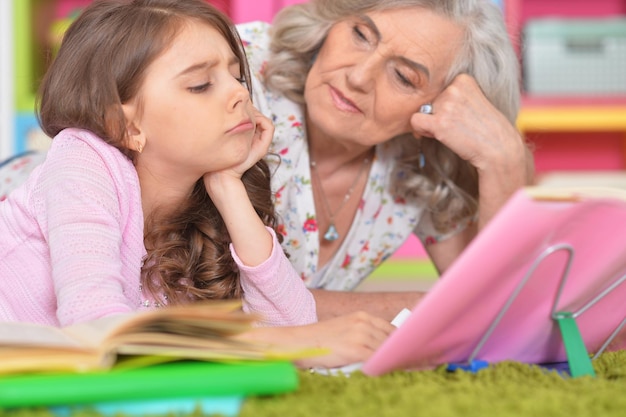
top-left (237, 0), bottom-right (533, 320)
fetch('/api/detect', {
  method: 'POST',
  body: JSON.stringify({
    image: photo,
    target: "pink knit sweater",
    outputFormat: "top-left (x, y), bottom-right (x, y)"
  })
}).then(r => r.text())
top-left (0, 128), bottom-right (316, 327)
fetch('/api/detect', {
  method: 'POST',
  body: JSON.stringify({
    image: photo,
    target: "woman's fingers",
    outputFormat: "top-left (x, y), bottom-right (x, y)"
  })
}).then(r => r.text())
top-left (410, 74), bottom-right (524, 170)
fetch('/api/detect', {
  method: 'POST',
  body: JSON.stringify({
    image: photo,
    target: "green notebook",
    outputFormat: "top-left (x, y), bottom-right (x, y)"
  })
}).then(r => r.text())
top-left (0, 359), bottom-right (298, 408)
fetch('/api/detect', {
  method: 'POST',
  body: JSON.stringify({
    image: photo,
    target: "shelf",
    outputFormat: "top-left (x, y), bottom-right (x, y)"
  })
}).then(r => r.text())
top-left (504, 0), bottom-right (626, 172)
top-left (517, 106), bottom-right (626, 132)
top-left (506, 0), bottom-right (626, 127)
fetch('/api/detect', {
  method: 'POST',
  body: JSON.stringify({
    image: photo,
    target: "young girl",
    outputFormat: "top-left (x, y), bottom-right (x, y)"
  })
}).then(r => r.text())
top-left (0, 0), bottom-right (315, 328)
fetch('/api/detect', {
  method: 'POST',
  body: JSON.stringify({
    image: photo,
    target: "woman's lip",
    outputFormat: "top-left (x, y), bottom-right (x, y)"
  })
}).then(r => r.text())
top-left (227, 120), bottom-right (254, 134)
top-left (329, 86), bottom-right (361, 113)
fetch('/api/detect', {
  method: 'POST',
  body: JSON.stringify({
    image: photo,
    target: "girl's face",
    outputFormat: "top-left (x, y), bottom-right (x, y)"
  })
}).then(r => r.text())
top-left (124, 20), bottom-right (255, 184)
top-left (304, 7), bottom-right (463, 147)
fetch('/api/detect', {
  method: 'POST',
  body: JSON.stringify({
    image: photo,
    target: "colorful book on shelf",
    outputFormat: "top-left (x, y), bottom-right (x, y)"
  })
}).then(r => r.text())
top-left (363, 186), bottom-right (626, 376)
top-left (0, 300), bottom-right (317, 375)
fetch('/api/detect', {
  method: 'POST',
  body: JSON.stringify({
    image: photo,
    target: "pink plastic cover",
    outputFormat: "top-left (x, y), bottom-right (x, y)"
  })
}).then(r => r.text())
top-left (363, 187), bottom-right (626, 376)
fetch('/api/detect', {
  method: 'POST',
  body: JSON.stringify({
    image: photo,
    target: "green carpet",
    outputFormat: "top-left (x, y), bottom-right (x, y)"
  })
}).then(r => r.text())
top-left (1, 350), bottom-right (624, 416)
top-left (240, 351), bottom-right (626, 417)
top-left (368, 258), bottom-right (438, 281)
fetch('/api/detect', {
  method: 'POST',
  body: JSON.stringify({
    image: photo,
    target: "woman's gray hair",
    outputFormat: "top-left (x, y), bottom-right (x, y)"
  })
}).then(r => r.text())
top-left (264, 0), bottom-right (521, 233)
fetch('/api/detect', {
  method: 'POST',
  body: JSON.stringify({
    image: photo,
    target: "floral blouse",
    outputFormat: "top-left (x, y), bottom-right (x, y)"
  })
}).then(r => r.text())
top-left (238, 22), bottom-right (461, 291)
top-left (0, 152), bottom-right (48, 202)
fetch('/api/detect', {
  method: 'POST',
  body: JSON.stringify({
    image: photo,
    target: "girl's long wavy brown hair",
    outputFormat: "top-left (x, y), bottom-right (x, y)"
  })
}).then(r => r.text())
top-left (37, 0), bottom-right (280, 305)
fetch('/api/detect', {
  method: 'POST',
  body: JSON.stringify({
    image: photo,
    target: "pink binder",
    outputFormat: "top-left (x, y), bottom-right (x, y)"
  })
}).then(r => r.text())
top-left (362, 187), bottom-right (626, 376)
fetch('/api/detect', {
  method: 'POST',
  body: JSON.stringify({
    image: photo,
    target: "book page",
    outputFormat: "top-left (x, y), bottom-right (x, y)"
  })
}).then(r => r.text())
top-left (63, 300), bottom-right (254, 350)
top-left (0, 347), bottom-right (114, 375)
top-left (0, 301), bottom-right (268, 374)
top-left (62, 313), bottom-right (142, 348)
top-left (0, 321), bottom-right (85, 348)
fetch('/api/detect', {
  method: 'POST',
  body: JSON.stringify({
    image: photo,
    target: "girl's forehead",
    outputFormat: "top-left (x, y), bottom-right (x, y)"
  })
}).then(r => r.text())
top-left (149, 22), bottom-right (234, 74)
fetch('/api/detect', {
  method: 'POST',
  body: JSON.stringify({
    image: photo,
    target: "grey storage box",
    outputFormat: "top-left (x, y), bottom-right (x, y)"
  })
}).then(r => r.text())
top-left (523, 18), bottom-right (626, 95)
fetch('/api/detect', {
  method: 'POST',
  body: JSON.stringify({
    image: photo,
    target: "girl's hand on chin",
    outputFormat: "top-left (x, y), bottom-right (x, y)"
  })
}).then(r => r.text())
top-left (221, 107), bottom-right (274, 179)
top-left (203, 107), bottom-right (274, 191)
top-left (248, 107), bottom-right (274, 164)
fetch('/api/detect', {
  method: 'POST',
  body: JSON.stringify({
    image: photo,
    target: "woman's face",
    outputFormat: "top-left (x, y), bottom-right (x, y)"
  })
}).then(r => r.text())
top-left (304, 7), bottom-right (463, 147)
top-left (125, 20), bottom-right (256, 184)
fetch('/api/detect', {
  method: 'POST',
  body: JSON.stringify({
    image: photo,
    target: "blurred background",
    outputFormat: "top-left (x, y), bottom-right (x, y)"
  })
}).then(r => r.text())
top-left (0, 0), bottom-right (625, 283)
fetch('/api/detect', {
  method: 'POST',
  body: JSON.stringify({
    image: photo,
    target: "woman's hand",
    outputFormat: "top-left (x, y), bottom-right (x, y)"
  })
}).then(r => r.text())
top-left (410, 74), bottom-right (534, 226)
top-left (411, 74), bottom-right (530, 179)
top-left (239, 311), bottom-right (396, 369)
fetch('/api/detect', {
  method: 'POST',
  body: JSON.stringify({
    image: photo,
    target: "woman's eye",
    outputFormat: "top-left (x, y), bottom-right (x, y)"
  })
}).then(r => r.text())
top-left (395, 70), bottom-right (415, 88)
top-left (188, 82), bottom-right (211, 93)
top-left (235, 76), bottom-right (246, 85)
top-left (352, 25), bottom-right (368, 42)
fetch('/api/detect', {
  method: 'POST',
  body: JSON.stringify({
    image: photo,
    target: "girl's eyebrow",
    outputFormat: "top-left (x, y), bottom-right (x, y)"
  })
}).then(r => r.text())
top-left (176, 60), bottom-right (216, 78)
top-left (357, 14), bottom-right (431, 81)
top-left (175, 56), bottom-right (240, 78)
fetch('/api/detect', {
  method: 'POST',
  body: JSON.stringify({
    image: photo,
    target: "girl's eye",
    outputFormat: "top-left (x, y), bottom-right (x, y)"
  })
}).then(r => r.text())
top-left (235, 76), bottom-right (246, 85)
top-left (188, 82), bottom-right (211, 93)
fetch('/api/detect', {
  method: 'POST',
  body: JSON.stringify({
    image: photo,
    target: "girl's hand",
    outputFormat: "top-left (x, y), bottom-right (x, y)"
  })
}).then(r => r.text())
top-left (230, 107), bottom-right (274, 177)
top-left (239, 311), bottom-right (395, 369)
top-left (203, 106), bottom-right (273, 200)
top-left (294, 311), bottom-right (395, 369)
top-left (205, 106), bottom-right (274, 186)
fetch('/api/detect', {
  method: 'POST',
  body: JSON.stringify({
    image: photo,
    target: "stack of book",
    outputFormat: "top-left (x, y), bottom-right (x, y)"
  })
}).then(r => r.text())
top-left (0, 301), bottom-right (307, 415)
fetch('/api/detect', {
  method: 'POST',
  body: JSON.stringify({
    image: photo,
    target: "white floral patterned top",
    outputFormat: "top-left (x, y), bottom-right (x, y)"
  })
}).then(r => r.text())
top-left (0, 152), bottom-right (48, 202)
top-left (238, 22), bottom-right (463, 291)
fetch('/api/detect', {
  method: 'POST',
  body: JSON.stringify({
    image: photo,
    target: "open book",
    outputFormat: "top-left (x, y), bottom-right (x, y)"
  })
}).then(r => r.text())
top-left (0, 300), bottom-right (307, 375)
top-left (363, 186), bottom-right (626, 376)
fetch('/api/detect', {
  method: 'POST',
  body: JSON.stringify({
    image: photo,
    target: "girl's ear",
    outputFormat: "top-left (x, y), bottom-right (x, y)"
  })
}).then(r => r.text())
top-left (121, 102), bottom-right (146, 153)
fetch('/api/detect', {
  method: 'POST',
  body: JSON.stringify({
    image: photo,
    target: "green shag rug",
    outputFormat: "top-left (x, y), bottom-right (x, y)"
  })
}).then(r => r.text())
top-left (3, 350), bottom-right (625, 417)
top-left (240, 351), bottom-right (626, 417)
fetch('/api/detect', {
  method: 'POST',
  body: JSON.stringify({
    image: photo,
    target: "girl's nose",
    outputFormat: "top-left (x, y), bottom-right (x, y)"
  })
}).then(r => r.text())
top-left (229, 79), bottom-right (250, 110)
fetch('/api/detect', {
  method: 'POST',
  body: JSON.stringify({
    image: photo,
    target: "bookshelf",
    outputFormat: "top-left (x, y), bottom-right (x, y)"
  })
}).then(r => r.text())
top-left (504, 0), bottom-right (626, 173)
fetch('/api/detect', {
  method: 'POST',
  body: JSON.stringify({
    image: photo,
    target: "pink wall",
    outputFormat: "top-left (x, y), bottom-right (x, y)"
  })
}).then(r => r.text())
top-left (530, 132), bottom-right (625, 173)
top-left (520, 0), bottom-right (626, 22)
top-left (54, 0), bottom-right (91, 18)
top-left (228, 0), bottom-right (307, 23)
top-left (506, 0), bottom-right (626, 35)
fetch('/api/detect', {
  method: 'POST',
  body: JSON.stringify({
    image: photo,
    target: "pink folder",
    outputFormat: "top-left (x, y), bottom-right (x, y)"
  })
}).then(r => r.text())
top-left (362, 187), bottom-right (626, 376)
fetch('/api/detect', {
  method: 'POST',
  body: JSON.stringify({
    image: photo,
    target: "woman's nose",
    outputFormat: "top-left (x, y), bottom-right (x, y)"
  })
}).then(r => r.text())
top-left (346, 53), bottom-right (379, 91)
